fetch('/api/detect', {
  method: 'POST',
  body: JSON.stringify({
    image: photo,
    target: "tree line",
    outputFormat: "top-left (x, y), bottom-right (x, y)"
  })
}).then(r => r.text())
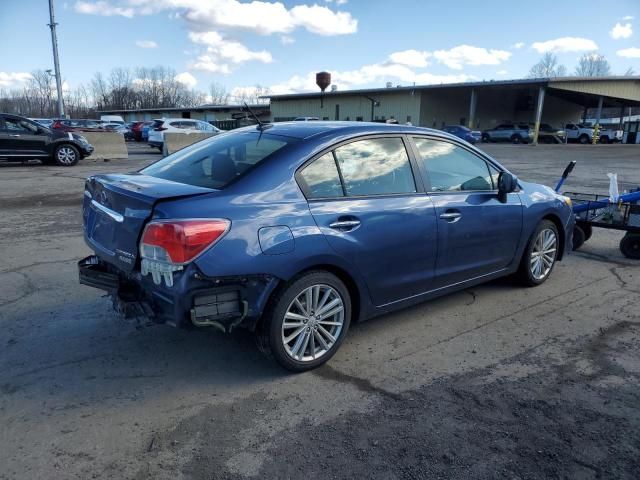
top-left (0, 65), bottom-right (270, 119)
top-left (528, 52), bottom-right (634, 78)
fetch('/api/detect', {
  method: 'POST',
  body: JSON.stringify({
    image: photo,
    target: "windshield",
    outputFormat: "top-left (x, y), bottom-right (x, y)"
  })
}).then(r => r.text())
top-left (141, 130), bottom-right (295, 189)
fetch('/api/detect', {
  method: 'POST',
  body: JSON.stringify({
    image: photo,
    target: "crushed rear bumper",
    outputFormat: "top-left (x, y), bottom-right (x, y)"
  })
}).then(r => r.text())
top-left (78, 255), bottom-right (278, 332)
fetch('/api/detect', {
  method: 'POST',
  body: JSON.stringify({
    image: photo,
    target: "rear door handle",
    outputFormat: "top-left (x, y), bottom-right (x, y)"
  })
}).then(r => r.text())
top-left (329, 219), bottom-right (361, 231)
top-left (439, 211), bottom-right (462, 222)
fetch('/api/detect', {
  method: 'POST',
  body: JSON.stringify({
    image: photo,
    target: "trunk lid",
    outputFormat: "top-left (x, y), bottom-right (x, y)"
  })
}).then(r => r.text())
top-left (83, 173), bottom-right (215, 272)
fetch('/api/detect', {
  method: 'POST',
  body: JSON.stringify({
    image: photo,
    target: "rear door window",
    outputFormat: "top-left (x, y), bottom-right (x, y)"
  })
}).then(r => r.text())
top-left (141, 131), bottom-right (294, 189)
top-left (333, 138), bottom-right (416, 196)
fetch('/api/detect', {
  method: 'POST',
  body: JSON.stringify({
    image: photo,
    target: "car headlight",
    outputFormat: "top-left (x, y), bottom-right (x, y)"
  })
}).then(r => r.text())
top-left (561, 196), bottom-right (572, 208)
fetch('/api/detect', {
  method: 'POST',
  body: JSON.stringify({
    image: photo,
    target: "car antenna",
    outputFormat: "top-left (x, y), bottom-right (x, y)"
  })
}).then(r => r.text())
top-left (244, 102), bottom-right (270, 130)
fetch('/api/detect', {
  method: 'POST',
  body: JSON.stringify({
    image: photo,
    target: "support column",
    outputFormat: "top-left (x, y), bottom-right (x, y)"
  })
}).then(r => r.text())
top-left (594, 96), bottom-right (604, 126)
top-left (619, 105), bottom-right (626, 130)
top-left (468, 88), bottom-right (477, 129)
top-left (532, 86), bottom-right (545, 145)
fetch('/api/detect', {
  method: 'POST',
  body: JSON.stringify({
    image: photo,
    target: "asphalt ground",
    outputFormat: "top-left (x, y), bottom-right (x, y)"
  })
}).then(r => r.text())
top-left (1, 143), bottom-right (639, 479)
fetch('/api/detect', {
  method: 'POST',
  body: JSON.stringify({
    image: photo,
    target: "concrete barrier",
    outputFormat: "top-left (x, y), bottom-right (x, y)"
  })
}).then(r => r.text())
top-left (82, 132), bottom-right (128, 160)
top-left (163, 132), bottom-right (216, 156)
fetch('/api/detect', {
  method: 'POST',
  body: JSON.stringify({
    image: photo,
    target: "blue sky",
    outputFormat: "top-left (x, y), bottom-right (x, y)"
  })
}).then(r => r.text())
top-left (1, 0), bottom-right (638, 99)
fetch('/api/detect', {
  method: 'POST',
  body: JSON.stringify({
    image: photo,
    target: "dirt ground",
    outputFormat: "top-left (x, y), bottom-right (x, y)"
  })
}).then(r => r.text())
top-left (1, 143), bottom-right (639, 479)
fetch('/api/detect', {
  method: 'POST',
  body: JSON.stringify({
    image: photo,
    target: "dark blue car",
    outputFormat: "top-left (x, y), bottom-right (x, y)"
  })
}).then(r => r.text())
top-left (79, 122), bottom-right (574, 371)
top-left (443, 125), bottom-right (482, 144)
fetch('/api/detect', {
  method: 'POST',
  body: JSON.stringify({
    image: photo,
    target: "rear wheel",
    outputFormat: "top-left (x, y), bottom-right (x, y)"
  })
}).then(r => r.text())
top-left (579, 134), bottom-right (590, 145)
top-left (256, 271), bottom-right (351, 372)
top-left (53, 144), bottom-right (79, 166)
top-left (620, 233), bottom-right (640, 259)
top-left (481, 133), bottom-right (490, 143)
top-left (518, 220), bottom-right (559, 286)
top-left (511, 134), bottom-right (522, 144)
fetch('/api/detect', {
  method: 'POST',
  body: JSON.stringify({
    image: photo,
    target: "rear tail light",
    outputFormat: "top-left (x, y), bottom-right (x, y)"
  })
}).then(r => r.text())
top-left (140, 220), bottom-right (230, 286)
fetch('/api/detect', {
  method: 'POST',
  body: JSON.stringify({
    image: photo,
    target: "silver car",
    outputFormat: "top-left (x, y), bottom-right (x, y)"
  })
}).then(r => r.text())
top-left (482, 123), bottom-right (533, 144)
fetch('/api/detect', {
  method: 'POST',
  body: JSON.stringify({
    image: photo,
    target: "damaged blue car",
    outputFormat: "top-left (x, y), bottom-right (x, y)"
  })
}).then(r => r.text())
top-left (79, 121), bottom-right (574, 371)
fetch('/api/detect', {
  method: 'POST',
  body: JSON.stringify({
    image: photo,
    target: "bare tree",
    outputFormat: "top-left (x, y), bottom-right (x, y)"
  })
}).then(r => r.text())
top-left (208, 82), bottom-right (229, 105)
top-left (528, 53), bottom-right (567, 78)
top-left (624, 67), bottom-right (635, 76)
top-left (574, 53), bottom-right (611, 77)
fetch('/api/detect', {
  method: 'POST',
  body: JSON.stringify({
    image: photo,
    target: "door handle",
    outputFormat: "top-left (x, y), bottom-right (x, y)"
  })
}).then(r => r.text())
top-left (439, 211), bottom-right (462, 222)
top-left (329, 219), bottom-right (361, 231)
top-left (9, 134), bottom-right (21, 137)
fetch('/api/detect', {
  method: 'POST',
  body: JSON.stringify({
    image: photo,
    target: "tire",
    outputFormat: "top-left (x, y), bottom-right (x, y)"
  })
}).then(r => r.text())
top-left (572, 225), bottom-right (586, 251)
top-left (620, 233), bottom-right (640, 260)
top-left (256, 271), bottom-right (351, 372)
top-left (599, 136), bottom-right (609, 144)
top-left (481, 134), bottom-right (490, 143)
top-left (518, 220), bottom-right (560, 286)
top-left (53, 144), bottom-right (80, 166)
top-left (580, 223), bottom-right (593, 241)
top-left (511, 134), bottom-right (522, 144)
top-left (579, 134), bottom-right (590, 145)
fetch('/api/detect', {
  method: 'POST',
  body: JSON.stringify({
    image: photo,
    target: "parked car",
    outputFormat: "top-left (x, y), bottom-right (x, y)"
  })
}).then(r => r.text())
top-left (536, 123), bottom-right (566, 144)
top-left (130, 121), bottom-right (154, 142)
top-left (30, 118), bottom-right (53, 128)
top-left (79, 121), bottom-right (574, 371)
top-left (0, 113), bottom-right (93, 166)
top-left (598, 126), bottom-right (623, 144)
top-left (51, 119), bottom-right (105, 132)
top-left (294, 117), bottom-right (320, 121)
top-left (442, 125), bottom-right (482, 144)
top-left (147, 118), bottom-right (222, 150)
top-left (482, 123), bottom-right (532, 144)
top-left (564, 123), bottom-right (594, 144)
top-left (100, 115), bottom-right (125, 125)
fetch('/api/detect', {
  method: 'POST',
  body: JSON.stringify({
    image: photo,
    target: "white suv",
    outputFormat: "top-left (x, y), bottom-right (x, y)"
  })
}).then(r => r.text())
top-left (148, 118), bottom-right (222, 150)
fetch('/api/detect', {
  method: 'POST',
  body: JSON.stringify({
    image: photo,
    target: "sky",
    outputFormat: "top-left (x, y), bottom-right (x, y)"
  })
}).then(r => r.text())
top-left (1, 0), bottom-right (638, 100)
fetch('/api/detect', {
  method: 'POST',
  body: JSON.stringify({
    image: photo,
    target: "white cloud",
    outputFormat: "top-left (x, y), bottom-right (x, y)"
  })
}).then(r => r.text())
top-left (610, 22), bottom-right (633, 39)
top-left (175, 72), bottom-right (197, 88)
top-left (0, 72), bottom-right (32, 88)
top-left (135, 40), bottom-right (158, 48)
top-left (617, 47), bottom-right (640, 58)
top-left (280, 35), bottom-right (295, 45)
top-left (623, 16), bottom-right (634, 20)
top-left (74, 0), bottom-right (357, 36)
top-left (433, 45), bottom-right (511, 70)
top-left (388, 49), bottom-right (430, 68)
top-left (74, 0), bottom-right (134, 17)
top-left (188, 31), bottom-right (272, 74)
top-left (497, 70), bottom-right (508, 75)
top-left (531, 37), bottom-right (598, 53)
top-left (511, 42), bottom-right (525, 49)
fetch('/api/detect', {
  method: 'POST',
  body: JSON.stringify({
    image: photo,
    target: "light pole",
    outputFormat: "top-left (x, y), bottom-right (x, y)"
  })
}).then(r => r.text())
top-left (48, 0), bottom-right (65, 118)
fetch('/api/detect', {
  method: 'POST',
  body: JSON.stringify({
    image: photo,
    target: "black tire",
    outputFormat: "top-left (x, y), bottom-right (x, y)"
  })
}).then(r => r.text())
top-left (53, 144), bottom-right (80, 166)
top-left (256, 271), bottom-right (352, 372)
top-left (511, 134), bottom-right (522, 144)
top-left (572, 225), bottom-right (586, 251)
top-left (599, 136), bottom-right (609, 144)
top-left (481, 134), bottom-right (490, 143)
top-left (579, 134), bottom-right (590, 145)
top-left (620, 233), bottom-right (640, 260)
top-left (518, 220), bottom-right (560, 286)
top-left (580, 223), bottom-right (593, 241)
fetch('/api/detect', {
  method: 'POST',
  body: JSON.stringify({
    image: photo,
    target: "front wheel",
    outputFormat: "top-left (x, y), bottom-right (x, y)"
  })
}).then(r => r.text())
top-left (620, 233), bottom-right (640, 259)
top-left (257, 271), bottom-right (351, 372)
top-left (511, 134), bottom-right (522, 144)
top-left (578, 134), bottom-right (590, 145)
top-left (518, 220), bottom-right (560, 286)
top-left (53, 144), bottom-right (80, 166)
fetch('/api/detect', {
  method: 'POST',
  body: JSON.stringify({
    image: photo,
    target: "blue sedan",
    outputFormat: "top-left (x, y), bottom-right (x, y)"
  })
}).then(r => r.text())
top-left (443, 125), bottom-right (482, 144)
top-left (79, 122), bottom-right (574, 371)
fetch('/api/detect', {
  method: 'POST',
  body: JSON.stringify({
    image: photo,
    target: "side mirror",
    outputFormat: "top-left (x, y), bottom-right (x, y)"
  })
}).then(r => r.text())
top-left (497, 171), bottom-right (518, 202)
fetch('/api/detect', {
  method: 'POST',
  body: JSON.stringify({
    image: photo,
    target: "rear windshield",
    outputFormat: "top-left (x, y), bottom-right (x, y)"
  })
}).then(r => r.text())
top-left (141, 131), bottom-right (295, 189)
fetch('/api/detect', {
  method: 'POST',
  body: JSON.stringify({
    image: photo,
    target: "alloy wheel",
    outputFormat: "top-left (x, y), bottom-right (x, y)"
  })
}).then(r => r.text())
top-left (530, 228), bottom-right (557, 280)
top-left (57, 147), bottom-right (77, 165)
top-left (281, 284), bottom-right (344, 363)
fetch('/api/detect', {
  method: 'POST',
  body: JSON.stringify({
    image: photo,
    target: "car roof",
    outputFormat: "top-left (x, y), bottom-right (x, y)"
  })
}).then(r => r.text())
top-left (236, 121), bottom-right (448, 140)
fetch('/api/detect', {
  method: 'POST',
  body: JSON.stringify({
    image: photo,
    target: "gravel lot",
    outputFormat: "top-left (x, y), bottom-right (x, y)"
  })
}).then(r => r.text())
top-left (1, 143), bottom-right (639, 479)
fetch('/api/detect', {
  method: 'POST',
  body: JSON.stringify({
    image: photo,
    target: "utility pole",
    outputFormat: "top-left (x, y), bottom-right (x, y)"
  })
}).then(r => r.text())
top-left (48, 0), bottom-right (65, 118)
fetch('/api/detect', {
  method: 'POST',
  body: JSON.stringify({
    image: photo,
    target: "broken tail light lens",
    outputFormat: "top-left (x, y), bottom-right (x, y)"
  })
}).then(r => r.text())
top-left (140, 219), bottom-right (230, 265)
